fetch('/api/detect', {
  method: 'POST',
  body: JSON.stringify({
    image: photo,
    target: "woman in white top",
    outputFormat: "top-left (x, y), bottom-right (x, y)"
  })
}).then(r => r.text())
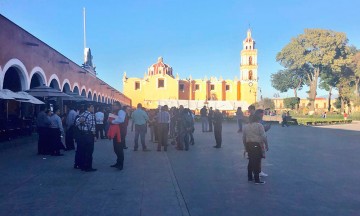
top-left (243, 114), bottom-right (268, 184)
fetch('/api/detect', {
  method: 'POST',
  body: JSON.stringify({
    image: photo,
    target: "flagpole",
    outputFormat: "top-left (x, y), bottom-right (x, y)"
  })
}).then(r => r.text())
top-left (83, 7), bottom-right (86, 50)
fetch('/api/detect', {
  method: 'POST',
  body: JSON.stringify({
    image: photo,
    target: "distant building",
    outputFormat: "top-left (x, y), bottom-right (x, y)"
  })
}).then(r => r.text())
top-left (272, 97), bottom-right (337, 112)
top-left (123, 29), bottom-right (259, 109)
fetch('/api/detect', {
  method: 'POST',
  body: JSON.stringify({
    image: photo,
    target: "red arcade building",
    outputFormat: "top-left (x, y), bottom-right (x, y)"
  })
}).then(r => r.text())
top-left (0, 14), bottom-right (131, 111)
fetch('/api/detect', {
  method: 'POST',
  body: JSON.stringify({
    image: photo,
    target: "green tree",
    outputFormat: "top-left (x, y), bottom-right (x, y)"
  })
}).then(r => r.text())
top-left (319, 68), bottom-right (340, 111)
top-left (254, 97), bottom-right (275, 110)
top-left (271, 68), bottom-right (304, 98)
top-left (351, 51), bottom-right (360, 97)
top-left (276, 29), bottom-right (352, 112)
top-left (283, 97), bottom-right (300, 110)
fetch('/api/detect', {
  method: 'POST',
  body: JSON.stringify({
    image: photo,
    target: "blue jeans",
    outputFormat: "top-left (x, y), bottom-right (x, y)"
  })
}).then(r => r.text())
top-left (237, 119), bottom-right (243, 132)
top-left (134, 124), bottom-right (147, 150)
top-left (201, 117), bottom-right (208, 132)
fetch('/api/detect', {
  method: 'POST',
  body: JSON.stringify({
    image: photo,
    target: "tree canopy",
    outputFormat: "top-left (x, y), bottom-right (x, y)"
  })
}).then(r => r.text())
top-left (276, 29), bottom-right (353, 112)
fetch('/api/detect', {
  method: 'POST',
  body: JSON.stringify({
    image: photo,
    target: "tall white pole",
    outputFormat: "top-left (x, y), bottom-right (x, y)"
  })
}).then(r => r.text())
top-left (83, 7), bottom-right (86, 50)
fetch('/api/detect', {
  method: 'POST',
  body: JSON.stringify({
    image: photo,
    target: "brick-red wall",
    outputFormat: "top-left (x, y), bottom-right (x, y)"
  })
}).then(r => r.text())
top-left (0, 15), bottom-right (131, 106)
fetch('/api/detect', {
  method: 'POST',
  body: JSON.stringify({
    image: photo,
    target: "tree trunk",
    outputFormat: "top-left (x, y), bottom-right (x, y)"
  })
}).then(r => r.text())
top-left (355, 78), bottom-right (359, 97)
top-left (293, 89), bottom-right (299, 111)
top-left (328, 86), bottom-right (332, 111)
top-left (293, 89), bottom-right (298, 98)
top-left (340, 96), bottom-right (345, 113)
top-left (307, 69), bottom-right (319, 113)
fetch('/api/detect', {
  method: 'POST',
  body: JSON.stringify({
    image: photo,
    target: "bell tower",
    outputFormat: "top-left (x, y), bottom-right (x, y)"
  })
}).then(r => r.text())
top-left (240, 29), bottom-right (258, 105)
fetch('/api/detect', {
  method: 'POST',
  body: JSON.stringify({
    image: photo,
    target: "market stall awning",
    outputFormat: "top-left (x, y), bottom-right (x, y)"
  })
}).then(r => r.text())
top-left (16, 91), bottom-right (45, 104)
top-left (26, 85), bottom-right (72, 97)
top-left (0, 89), bottom-right (29, 100)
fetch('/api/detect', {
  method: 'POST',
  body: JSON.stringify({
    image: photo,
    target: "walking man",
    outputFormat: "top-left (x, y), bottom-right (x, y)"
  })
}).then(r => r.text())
top-left (131, 103), bottom-right (150, 151)
top-left (200, 106), bottom-right (208, 132)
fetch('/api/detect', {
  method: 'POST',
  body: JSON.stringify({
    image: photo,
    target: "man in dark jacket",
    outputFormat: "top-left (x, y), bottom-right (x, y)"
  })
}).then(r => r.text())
top-left (208, 107), bottom-right (214, 132)
top-left (213, 109), bottom-right (223, 148)
top-left (36, 105), bottom-right (51, 155)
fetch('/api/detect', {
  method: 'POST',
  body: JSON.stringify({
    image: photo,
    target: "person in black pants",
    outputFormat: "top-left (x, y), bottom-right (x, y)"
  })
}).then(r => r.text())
top-left (109, 102), bottom-right (125, 170)
top-left (243, 114), bottom-right (268, 184)
top-left (208, 107), bottom-right (214, 132)
top-left (36, 106), bottom-right (51, 155)
top-left (156, 105), bottom-right (170, 151)
top-left (213, 109), bottom-right (222, 148)
top-left (75, 104), bottom-right (97, 172)
top-left (120, 105), bottom-right (130, 149)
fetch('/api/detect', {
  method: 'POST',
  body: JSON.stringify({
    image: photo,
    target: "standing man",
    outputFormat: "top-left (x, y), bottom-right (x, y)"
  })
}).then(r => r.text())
top-left (121, 105), bottom-right (130, 149)
top-left (213, 109), bottom-right (223, 148)
top-left (208, 107), bottom-right (214, 132)
top-left (200, 106), bottom-right (208, 132)
top-left (36, 105), bottom-right (51, 155)
top-left (49, 108), bottom-right (65, 156)
top-left (236, 107), bottom-right (244, 133)
top-left (75, 104), bottom-right (97, 172)
top-left (95, 107), bottom-right (105, 139)
top-left (110, 102), bottom-right (125, 169)
top-left (157, 105), bottom-right (170, 151)
top-left (131, 103), bottom-right (150, 151)
top-left (65, 105), bottom-right (77, 150)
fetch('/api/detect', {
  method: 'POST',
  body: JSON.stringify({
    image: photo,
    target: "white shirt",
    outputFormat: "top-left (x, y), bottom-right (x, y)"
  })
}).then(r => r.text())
top-left (112, 110), bottom-right (126, 124)
top-left (95, 111), bottom-right (104, 124)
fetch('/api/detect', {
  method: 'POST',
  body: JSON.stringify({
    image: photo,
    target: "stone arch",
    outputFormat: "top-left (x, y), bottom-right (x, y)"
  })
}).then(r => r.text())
top-left (29, 66), bottom-right (47, 88)
top-left (81, 89), bottom-right (86, 97)
top-left (73, 85), bottom-right (80, 95)
top-left (93, 93), bottom-right (97, 102)
top-left (62, 79), bottom-right (72, 93)
top-left (72, 82), bottom-right (80, 93)
top-left (102, 96), bottom-right (105, 103)
top-left (1, 58), bottom-right (29, 90)
top-left (80, 86), bottom-right (87, 96)
top-left (87, 92), bottom-right (92, 100)
top-left (48, 74), bottom-right (61, 90)
top-left (62, 83), bottom-right (71, 93)
top-left (98, 95), bottom-right (101, 102)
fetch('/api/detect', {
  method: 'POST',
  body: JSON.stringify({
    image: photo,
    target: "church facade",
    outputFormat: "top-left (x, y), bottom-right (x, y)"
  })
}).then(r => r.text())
top-left (123, 29), bottom-right (258, 109)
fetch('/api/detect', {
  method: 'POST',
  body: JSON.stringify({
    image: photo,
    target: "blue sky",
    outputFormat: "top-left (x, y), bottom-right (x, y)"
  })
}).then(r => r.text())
top-left (1, 0), bottom-right (359, 99)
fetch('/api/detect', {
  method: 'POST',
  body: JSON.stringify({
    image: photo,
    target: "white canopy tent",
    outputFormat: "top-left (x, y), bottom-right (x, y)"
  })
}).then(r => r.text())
top-left (158, 100), bottom-right (250, 111)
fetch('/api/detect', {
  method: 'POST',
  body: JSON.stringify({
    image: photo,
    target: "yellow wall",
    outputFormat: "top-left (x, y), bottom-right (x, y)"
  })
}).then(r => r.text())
top-left (240, 82), bottom-right (257, 105)
top-left (192, 79), bottom-right (208, 101)
top-left (123, 74), bottom-right (178, 109)
top-left (272, 98), bottom-right (337, 111)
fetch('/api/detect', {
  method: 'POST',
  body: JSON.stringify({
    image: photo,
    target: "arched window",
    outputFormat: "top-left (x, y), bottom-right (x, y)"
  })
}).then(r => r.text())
top-left (249, 56), bottom-right (253, 65)
top-left (248, 70), bottom-right (253, 80)
top-left (250, 46), bottom-right (252, 49)
top-left (246, 46), bottom-right (248, 50)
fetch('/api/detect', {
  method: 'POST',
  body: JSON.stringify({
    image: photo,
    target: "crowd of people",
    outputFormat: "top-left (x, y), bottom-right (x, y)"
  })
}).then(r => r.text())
top-left (35, 102), bottom-right (271, 184)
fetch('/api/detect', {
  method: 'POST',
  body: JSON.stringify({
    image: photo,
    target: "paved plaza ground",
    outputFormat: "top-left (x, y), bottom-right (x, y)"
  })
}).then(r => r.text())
top-left (0, 122), bottom-right (359, 216)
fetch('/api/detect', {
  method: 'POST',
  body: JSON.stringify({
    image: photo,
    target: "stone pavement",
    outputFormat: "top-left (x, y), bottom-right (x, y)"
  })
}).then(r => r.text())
top-left (0, 122), bottom-right (359, 216)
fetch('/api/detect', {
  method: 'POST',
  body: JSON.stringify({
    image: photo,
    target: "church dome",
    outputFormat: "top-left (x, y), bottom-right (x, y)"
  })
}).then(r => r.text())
top-left (148, 57), bottom-right (173, 77)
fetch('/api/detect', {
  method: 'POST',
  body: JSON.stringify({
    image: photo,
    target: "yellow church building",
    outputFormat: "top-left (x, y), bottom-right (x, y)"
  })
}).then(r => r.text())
top-left (123, 29), bottom-right (259, 110)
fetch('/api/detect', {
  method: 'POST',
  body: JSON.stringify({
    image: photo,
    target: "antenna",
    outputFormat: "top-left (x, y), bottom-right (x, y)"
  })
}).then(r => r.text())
top-left (83, 7), bottom-right (86, 50)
